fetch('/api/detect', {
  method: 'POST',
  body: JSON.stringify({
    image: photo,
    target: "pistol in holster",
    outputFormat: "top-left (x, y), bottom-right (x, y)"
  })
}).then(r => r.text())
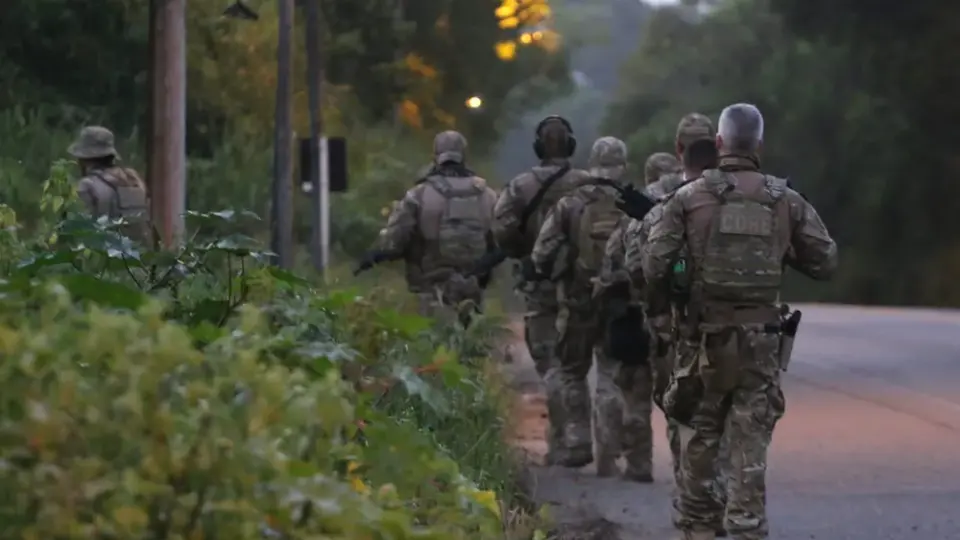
top-left (777, 306), bottom-right (802, 371)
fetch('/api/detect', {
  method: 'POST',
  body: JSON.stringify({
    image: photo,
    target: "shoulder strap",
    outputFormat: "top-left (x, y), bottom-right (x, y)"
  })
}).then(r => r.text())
top-left (518, 165), bottom-right (571, 233)
top-left (89, 171), bottom-right (121, 206)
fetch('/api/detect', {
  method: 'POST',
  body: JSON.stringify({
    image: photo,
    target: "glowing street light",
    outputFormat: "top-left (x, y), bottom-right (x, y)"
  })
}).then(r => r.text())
top-left (465, 96), bottom-right (483, 109)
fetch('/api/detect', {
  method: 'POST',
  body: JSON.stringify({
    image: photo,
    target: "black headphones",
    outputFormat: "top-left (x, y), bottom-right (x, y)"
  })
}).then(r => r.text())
top-left (533, 115), bottom-right (576, 159)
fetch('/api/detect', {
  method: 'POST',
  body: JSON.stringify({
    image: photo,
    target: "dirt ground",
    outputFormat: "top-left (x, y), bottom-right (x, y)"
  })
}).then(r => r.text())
top-left (501, 320), bottom-right (679, 540)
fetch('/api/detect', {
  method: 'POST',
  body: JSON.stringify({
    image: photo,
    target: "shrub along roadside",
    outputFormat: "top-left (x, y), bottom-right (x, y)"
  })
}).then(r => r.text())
top-left (0, 165), bottom-right (542, 538)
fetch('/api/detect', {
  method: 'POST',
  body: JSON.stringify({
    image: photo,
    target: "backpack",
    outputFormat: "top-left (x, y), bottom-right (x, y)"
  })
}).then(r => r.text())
top-left (426, 175), bottom-right (490, 270)
top-left (700, 170), bottom-right (788, 303)
top-left (573, 184), bottom-right (624, 285)
top-left (90, 168), bottom-right (150, 243)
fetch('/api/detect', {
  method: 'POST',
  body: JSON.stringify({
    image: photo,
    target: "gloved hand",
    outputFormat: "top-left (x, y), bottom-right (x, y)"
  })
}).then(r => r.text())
top-left (353, 251), bottom-right (382, 276)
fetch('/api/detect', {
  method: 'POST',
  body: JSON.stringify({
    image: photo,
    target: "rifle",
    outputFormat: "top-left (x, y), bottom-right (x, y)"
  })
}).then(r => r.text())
top-left (593, 179), bottom-right (658, 222)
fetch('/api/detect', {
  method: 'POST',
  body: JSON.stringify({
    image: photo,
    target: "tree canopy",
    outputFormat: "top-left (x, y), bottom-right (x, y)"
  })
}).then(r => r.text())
top-left (604, 0), bottom-right (960, 306)
top-left (0, 0), bottom-right (569, 154)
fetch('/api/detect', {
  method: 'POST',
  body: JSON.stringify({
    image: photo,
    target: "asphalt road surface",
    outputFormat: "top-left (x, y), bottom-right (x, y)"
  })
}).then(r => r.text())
top-left (515, 304), bottom-right (960, 539)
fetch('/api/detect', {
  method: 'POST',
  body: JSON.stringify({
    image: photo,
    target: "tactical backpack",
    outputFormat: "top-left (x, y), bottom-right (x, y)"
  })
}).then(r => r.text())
top-left (426, 175), bottom-right (491, 270)
top-left (700, 170), bottom-right (788, 304)
top-left (90, 168), bottom-right (150, 242)
top-left (573, 184), bottom-right (623, 286)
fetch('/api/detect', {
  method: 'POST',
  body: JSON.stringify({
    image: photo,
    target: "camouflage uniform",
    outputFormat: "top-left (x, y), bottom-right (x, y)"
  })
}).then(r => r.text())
top-left (641, 152), bottom-right (838, 539)
top-left (68, 126), bottom-right (150, 242)
top-left (590, 149), bottom-right (681, 480)
top-left (625, 114), bottom-right (728, 533)
top-left (642, 152), bottom-right (681, 200)
top-left (531, 136), bottom-right (629, 468)
top-left (492, 118), bottom-right (591, 462)
top-left (377, 131), bottom-right (498, 324)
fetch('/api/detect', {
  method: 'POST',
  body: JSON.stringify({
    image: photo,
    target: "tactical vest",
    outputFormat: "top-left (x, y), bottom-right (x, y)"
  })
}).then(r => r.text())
top-left (700, 170), bottom-right (788, 304)
top-left (422, 175), bottom-right (490, 271)
top-left (572, 184), bottom-right (623, 287)
top-left (89, 167), bottom-right (150, 242)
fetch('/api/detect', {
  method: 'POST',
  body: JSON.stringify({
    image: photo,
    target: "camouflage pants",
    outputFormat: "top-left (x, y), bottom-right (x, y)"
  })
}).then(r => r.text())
top-left (417, 275), bottom-right (482, 326)
top-left (550, 304), bottom-right (598, 460)
top-left (665, 337), bottom-right (727, 530)
top-left (678, 327), bottom-right (784, 539)
top-left (593, 347), bottom-right (653, 478)
top-left (522, 281), bottom-right (564, 455)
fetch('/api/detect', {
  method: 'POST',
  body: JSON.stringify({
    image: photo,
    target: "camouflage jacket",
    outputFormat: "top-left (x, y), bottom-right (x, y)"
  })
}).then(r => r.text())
top-left (492, 159), bottom-right (591, 260)
top-left (642, 157), bottom-right (838, 322)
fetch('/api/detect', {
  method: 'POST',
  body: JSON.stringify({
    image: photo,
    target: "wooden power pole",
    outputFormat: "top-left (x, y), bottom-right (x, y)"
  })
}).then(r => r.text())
top-left (148, 0), bottom-right (187, 248)
top-left (271, 0), bottom-right (295, 269)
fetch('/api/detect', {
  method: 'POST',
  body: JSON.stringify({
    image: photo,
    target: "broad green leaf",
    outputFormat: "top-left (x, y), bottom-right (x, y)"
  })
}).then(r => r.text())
top-left (57, 275), bottom-right (147, 310)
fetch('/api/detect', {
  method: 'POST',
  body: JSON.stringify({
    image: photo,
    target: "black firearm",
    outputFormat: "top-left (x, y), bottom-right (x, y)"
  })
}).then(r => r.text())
top-left (352, 250), bottom-right (397, 276)
top-left (611, 182), bottom-right (658, 222)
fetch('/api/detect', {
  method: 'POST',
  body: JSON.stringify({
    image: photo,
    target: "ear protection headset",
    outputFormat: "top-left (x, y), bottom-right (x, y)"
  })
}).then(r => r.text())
top-left (533, 115), bottom-right (576, 159)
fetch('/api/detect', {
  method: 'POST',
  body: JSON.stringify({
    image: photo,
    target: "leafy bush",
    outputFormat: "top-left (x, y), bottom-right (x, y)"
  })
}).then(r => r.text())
top-left (0, 163), bottom-right (540, 538)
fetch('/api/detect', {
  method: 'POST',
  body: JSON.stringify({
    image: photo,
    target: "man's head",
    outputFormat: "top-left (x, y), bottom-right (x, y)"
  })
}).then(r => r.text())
top-left (717, 103), bottom-right (764, 156)
top-left (433, 130), bottom-right (468, 164)
top-left (675, 113), bottom-right (717, 170)
top-left (533, 115), bottom-right (576, 160)
top-left (644, 152), bottom-right (680, 186)
top-left (588, 136), bottom-right (628, 181)
top-left (68, 126), bottom-right (119, 171)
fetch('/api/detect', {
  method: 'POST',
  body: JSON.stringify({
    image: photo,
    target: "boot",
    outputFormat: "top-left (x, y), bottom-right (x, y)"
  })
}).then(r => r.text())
top-left (676, 530), bottom-right (716, 540)
top-left (552, 444), bottom-right (594, 468)
top-left (595, 454), bottom-right (619, 477)
top-left (622, 468), bottom-right (654, 483)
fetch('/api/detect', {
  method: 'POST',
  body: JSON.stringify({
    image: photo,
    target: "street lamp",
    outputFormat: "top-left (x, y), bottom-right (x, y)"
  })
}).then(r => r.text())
top-left (465, 96), bottom-right (483, 109)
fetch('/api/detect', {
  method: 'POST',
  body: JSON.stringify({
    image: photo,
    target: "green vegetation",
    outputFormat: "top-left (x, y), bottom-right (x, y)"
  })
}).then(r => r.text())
top-left (605, 0), bottom-right (960, 307)
top-left (0, 0), bottom-right (579, 536)
top-left (0, 167), bottom-right (543, 538)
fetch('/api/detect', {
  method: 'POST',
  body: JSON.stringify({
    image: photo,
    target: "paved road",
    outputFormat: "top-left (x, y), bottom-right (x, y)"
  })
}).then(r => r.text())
top-left (514, 304), bottom-right (960, 539)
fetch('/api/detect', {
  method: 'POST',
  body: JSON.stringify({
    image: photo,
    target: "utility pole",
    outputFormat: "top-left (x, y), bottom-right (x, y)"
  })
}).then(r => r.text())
top-left (271, 0), bottom-right (295, 268)
top-left (148, 0), bottom-right (187, 248)
top-left (304, 0), bottom-right (328, 274)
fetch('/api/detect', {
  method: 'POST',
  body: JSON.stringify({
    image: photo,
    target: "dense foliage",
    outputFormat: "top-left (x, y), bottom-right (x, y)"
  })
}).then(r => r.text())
top-left (0, 0), bottom-right (568, 154)
top-left (0, 165), bottom-right (541, 538)
top-left (605, 0), bottom-right (960, 306)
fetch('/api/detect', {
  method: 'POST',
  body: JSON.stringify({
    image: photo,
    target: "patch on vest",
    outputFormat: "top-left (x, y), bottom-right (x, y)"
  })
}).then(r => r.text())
top-left (718, 202), bottom-right (773, 236)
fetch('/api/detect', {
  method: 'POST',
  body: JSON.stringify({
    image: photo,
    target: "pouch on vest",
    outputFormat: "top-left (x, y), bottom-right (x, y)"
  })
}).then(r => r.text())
top-left (700, 173), bottom-right (787, 304)
top-left (573, 187), bottom-right (622, 287)
top-left (425, 176), bottom-right (490, 271)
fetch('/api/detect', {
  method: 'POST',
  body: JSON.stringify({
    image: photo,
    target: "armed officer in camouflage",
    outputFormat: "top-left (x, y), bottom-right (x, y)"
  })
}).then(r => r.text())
top-left (589, 147), bottom-right (682, 481)
top-left (530, 136), bottom-right (632, 469)
top-left (68, 126), bottom-right (150, 242)
top-left (642, 104), bottom-right (837, 540)
top-left (492, 116), bottom-right (591, 465)
top-left (357, 131), bottom-right (497, 325)
top-left (626, 113), bottom-right (726, 535)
